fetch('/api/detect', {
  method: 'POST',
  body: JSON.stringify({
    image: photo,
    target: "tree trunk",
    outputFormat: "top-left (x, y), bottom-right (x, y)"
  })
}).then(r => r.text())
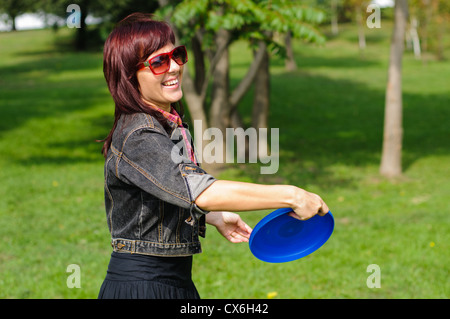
top-left (192, 35), bottom-right (205, 94)
top-left (284, 31), bottom-right (297, 71)
top-left (421, 0), bottom-right (432, 54)
top-left (331, 0), bottom-right (339, 36)
top-left (356, 4), bottom-right (366, 55)
top-left (380, 0), bottom-right (409, 177)
top-left (75, 4), bottom-right (88, 51)
top-left (182, 67), bottom-right (208, 128)
top-left (252, 46), bottom-right (270, 161)
top-left (209, 29), bottom-right (231, 133)
top-left (206, 29), bottom-right (230, 166)
top-left (11, 14), bottom-right (17, 31)
top-left (435, 14), bottom-right (445, 61)
top-left (409, 16), bottom-right (421, 60)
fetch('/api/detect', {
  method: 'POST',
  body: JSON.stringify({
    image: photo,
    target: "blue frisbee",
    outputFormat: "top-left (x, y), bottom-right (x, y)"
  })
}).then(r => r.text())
top-left (249, 208), bottom-right (334, 263)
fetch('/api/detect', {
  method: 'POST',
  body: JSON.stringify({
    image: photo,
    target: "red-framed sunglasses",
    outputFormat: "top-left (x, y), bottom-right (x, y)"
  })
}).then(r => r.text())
top-left (138, 46), bottom-right (188, 75)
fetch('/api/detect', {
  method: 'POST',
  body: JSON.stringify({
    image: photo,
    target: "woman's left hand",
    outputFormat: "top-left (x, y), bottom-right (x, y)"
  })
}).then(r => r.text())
top-left (206, 211), bottom-right (252, 243)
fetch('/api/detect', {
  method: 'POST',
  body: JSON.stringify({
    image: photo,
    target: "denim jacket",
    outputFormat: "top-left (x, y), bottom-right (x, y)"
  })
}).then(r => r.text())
top-left (104, 112), bottom-right (216, 256)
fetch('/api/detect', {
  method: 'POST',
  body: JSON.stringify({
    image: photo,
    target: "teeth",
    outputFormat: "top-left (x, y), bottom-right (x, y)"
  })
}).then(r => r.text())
top-left (162, 79), bottom-right (178, 86)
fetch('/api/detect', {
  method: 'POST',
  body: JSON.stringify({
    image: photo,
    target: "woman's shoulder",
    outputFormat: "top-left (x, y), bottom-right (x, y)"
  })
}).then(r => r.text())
top-left (119, 112), bottom-right (155, 128)
top-left (112, 112), bottom-right (166, 144)
top-left (119, 112), bottom-right (169, 132)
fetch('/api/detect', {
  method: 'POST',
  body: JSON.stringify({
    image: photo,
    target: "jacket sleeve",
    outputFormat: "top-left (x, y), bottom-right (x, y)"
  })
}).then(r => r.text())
top-left (113, 126), bottom-right (216, 215)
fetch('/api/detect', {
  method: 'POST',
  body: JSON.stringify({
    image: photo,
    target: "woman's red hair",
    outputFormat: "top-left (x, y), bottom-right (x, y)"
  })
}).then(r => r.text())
top-left (101, 12), bottom-right (183, 157)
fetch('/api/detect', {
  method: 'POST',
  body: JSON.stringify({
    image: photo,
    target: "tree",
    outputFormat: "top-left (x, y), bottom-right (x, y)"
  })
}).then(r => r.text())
top-left (407, 0), bottom-right (449, 62)
top-left (0, 0), bottom-right (35, 31)
top-left (34, 0), bottom-right (157, 50)
top-left (252, 39), bottom-right (271, 160)
top-left (380, 0), bottom-right (409, 178)
top-left (330, 0), bottom-right (340, 35)
top-left (161, 0), bottom-right (325, 166)
top-left (344, 0), bottom-right (369, 54)
top-left (425, 0), bottom-right (450, 61)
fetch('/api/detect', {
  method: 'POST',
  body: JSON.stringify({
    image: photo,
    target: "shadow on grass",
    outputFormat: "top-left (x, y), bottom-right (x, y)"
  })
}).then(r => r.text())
top-left (243, 70), bottom-right (450, 191)
top-left (0, 47), bottom-right (111, 165)
top-left (2, 38), bottom-right (449, 181)
top-left (270, 53), bottom-right (383, 70)
top-left (1, 49), bottom-right (103, 77)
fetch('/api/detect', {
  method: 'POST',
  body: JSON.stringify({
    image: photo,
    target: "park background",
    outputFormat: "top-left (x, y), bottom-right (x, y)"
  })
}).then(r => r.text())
top-left (0, 0), bottom-right (448, 298)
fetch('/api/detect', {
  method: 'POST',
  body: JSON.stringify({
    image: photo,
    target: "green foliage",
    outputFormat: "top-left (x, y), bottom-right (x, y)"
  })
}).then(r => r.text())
top-left (169, 0), bottom-right (326, 53)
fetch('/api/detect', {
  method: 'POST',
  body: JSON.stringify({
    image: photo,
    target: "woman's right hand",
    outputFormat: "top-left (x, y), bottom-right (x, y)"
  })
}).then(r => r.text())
top-left (288, 187), bottom-right (330, 221)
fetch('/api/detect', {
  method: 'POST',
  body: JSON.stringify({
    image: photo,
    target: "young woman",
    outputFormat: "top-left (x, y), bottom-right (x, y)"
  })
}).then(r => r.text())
top-left (98, 13), bottom-right (329, 299)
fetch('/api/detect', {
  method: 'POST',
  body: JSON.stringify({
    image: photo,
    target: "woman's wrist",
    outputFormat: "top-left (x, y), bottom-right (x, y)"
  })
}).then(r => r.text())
top-left (280, 185), bottom-right (299, 210)
top-left (205, 211), bottom-right (222, 226)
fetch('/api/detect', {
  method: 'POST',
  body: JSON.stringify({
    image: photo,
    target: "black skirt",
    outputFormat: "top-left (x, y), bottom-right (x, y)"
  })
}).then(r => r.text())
top-left (98, 252), bottom-right (200, 299)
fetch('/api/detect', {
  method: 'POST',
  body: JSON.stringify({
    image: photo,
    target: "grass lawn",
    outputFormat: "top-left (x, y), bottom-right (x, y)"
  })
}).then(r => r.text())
top-left (0, 22), bottom-right (448, 299)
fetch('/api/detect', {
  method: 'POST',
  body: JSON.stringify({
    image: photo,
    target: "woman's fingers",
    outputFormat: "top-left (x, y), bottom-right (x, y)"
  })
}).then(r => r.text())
top-left (291, 189), bottom-right (330, 220)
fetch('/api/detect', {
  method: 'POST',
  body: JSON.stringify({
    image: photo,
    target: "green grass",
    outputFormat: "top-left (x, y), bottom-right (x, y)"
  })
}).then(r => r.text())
top-left (0, 23), bottom-right (449, 299)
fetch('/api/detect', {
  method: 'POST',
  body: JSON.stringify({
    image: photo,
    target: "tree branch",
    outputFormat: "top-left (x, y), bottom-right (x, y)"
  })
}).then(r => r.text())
top-left (229, 40), bottom-right (268, 109)
top-left (200, 31), bottom-right (232, 102)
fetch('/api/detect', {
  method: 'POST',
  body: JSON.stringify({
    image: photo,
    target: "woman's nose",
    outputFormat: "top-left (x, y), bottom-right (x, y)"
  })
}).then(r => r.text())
top-left (168, 58), bottom-right (181, 73)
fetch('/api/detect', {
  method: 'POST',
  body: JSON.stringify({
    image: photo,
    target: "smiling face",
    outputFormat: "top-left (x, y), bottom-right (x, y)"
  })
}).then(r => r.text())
top-left (136, 44), bottom-right (184, 112)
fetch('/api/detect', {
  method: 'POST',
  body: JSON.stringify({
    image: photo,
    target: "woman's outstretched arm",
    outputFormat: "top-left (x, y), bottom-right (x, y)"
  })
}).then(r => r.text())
top-left (195, 180), bottom-right (329, 221)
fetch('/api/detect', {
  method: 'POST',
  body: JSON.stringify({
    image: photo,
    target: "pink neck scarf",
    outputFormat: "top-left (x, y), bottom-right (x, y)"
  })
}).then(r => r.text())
top-left (150, 106), bottom-right (197, 165)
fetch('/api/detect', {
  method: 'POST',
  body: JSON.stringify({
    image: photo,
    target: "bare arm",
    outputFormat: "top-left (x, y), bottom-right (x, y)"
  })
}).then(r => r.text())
top-left (195, 180), bottom-right (329, 220)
